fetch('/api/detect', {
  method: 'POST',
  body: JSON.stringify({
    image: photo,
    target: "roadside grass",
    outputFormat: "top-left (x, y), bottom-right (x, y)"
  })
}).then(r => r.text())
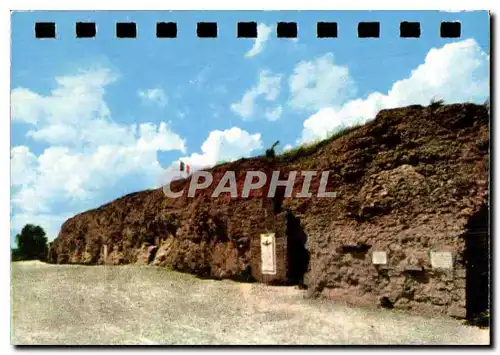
top-left (278, 124), bottom-right (362, 161)
top-left (207, 124), bottom-right (362, 170)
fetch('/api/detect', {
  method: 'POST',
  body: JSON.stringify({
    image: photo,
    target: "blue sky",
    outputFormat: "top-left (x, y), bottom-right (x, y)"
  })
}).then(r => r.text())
top-left (10, 10), bottom-right (489, 244)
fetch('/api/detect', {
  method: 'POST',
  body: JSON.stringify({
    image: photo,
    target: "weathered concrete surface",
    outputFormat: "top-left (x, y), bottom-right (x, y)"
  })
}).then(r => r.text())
top-left (11, 262), bottom-right (489, 345)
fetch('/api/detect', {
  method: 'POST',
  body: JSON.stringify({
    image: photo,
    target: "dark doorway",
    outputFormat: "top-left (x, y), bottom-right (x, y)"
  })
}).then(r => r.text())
top-left (273, 186), bottom-right (286, 214)
top-left (285, 211), bottom-right (309, 286)
top-left (464, 204), bottom-right (489, 320)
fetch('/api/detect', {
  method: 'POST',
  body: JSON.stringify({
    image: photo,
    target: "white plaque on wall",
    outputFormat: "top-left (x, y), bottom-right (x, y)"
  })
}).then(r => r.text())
top-left (430, 251), bottom-right (453, 269)
top-left (260, 233), bottom-right (276, 275)
top-left (372, 251), bottom-right (387, 265)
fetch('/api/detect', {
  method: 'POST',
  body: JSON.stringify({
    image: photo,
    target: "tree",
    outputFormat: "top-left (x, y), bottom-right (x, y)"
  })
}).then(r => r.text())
top-left (11, 248), bottom-right (23, 262)
top-left (14, 224), bottom-right (48, 261)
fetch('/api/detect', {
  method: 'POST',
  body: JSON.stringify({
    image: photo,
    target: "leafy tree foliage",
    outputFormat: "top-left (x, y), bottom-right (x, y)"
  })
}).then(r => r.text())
top-left (12, 224), bottom-right (48, 261)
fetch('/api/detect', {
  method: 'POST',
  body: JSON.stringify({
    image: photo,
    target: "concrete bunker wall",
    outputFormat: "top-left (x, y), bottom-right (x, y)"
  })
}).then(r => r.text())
top-left (250, 196), bottom-right (310, 285)
top-left (306, 205), bottom-right (489, 319)
top-left (310, 241), bottom-right (466, 317)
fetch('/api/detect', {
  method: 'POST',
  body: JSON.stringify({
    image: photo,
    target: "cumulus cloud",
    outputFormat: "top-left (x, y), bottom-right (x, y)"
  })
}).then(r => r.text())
top-left (11, 68), bottom-right (124, 147)
top-left (288, 53), bottom-right (356, 111)
top-left (231, 70), bottom-right (282, 120)
top-left (300, 39), bottom-right (489, 143)
top-left (12, 132), bottom-right (185, 214)
top-left (245, 23), bottom-right (272, 58)
top-left (158, 127), bottom-right (262, 186)
top-left (180, 127), bottom-right (262, 169)
top-left (10, 68), bottom-right (186, 239)
top-left (138, 87), bottom-right (168, 107)
top-left (10, 88), bottom-right (43, 124)
top-left (265, 106), bottom-right (283, 121)
top-left (11, 146), bottom-right (37, 187)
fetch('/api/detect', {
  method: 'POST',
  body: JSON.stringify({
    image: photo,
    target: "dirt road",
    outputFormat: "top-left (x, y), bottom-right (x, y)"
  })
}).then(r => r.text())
top-left (11, 261), bottom-right (489, 345)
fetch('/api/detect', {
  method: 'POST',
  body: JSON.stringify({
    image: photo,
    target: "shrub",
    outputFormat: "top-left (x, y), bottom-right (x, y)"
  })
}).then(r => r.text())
top-left (279, 124), bottom-right (362, 161)
top-left (13, 224), bottom-right (48, 261)
top-left (265, 140), bottom-right (280, 158)
top-left (429, 97), bottom-right (445, 109)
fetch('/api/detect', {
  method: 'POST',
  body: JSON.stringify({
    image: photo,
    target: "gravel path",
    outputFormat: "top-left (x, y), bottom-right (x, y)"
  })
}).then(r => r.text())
top-left (11, 261), bottom-right (490, 345)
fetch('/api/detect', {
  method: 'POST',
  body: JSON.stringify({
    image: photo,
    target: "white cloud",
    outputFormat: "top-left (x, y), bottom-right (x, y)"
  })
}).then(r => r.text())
top-left (10, 88), bottom-right (43, 124)
top-left (136, 122), bottom-right (185, 152)
top-left (138, 87), bottom-right (168, 107)
top-left (300, 39), bottom-right (489, 143)
top-left (11, 146), bottom-right (37, 187)
top-left (288, 53), bottom-right (356, 111)
top-left (11, 68), bottom-right (120, 147)
top-left (26, 124), bottom-right (78, 145)
top-left (245, 23), bottom-right (272, 58)
top-left (231, 70), bottom-right (282, 119)
top-left (12, 68), bottom-right (115, 128)
top-left (10, 68), bottom-right (186, 238)
top-left (159, 127), bottom-right (263, 186)
top-left (264, 106), bottom-right (283, 121)
top-left (11, 123), bottom-right (186, 215)
top-left (181, 127), bottom-right (262, 169)
top-left (283, 144), bottom-right (293, 152)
